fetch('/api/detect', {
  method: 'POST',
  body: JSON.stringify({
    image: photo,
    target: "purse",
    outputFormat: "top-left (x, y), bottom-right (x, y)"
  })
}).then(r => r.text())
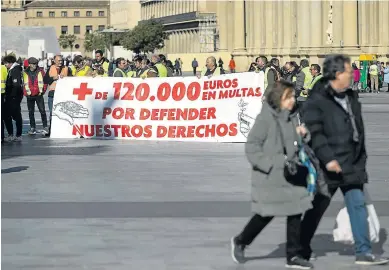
top-left (275, 119), bottom-right (309, 187)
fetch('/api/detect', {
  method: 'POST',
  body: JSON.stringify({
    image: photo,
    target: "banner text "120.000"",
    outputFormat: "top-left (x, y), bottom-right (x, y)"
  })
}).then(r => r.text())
top-left (93, 82), bottom-right (203, 102)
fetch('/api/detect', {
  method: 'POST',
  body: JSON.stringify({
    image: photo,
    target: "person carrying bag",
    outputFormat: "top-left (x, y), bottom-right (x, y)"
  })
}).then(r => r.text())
top-left (230, 81), bottom-right (315, 269)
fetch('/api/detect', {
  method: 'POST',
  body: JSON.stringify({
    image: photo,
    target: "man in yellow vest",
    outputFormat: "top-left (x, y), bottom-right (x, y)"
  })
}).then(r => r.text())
top-left (308, 64), bottom-right (323, 92)
top-left (93, 50), bottom-right (110, 77)
top-left (198, 56), bottom-right (225, 78)
top-left (151, 54), bottom-right (168, 77)
top-left (1, 62), bottom-right (8, 143)
top-left (113, 58), bottom-right (129, 77)
top-left (72, 55), bottom-right (93, 77)
top-left (138, 59), bottom-right (158, 78)
top-left (23, 57), bottom-right (49, 135)
top-left (254, 56), bottom-right (276, 96)
top-left (369, 61), bottom-right (379, 93)
top-left (297, 59), bottom-right (312, 102)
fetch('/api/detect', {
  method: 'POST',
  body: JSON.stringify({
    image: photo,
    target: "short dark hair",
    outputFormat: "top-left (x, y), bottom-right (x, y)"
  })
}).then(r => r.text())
top-left (265, 80), bottom-right (295, 110)
top-left (116, 57), bottom-right (125, 66)
top-left (323, 54), bottom-right (351, 80)
top-left (73, 55), bottom-right (83, 64)
top-left (3, 55), bottom-right (17, 64)
top-left (256, 55), bottom-right (268, 64)
top-left (300, 59), bottom-right (309, 68)
top-left (311, 64), bottom-right (321, 73)
top-left (95, 50), bottom-right (103, 56)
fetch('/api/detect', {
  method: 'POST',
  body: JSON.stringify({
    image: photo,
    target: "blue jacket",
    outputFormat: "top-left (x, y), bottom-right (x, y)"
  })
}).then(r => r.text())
top-left (384, 67), bottom-right (389, 83)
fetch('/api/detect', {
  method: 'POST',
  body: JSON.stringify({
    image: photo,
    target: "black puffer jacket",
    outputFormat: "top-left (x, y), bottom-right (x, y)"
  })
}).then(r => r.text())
top-left (302, 78), bottom-right (368, 187)
top-left (5, 64), bottom-right (23, 99)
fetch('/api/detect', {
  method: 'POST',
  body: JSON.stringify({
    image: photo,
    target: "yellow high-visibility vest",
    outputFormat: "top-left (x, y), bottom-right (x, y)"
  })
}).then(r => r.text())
top-left (23, 71), bottom-right (44, 95)
top-left (302, 66), bottom-right (313, 90)
top-left (114, 68), bottom-right (127, 77)
top-left (308, 74), bottom-right (323, 90)
top-left (201, 67), bottom-right (221, 77)
top-left (1, 65), bottom-right (8, 94)
top-left (72, 66), bottom-right (91, 77)
top-left (155, 63), bottom-right (168, 77)
top-left (264, 67), bottom-right (271, 89)
top-left (102, 61), bottom-right (109, 77)
top-left (127, 70), bottom-right (136, 78)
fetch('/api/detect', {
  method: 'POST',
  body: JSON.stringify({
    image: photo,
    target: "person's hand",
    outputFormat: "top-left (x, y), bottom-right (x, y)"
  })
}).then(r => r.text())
top-left (296, 125), bottom-right (308, 137)
top-left (326, 160), bottom-right (342, 173)
top-left (53, 74), bottom-right (59, 80)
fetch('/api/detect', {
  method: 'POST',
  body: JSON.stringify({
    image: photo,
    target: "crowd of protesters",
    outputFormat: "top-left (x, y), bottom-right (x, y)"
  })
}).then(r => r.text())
top-left (1, 50), bottom-right (388, 144)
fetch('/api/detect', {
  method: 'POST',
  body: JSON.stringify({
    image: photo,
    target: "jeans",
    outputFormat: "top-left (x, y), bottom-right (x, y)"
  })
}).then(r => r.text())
top-left (27, 95), bottom-right (48, 128)
top-left (48, 96), bottom-right (54, 117)
top-left (300, 184), bottom-right (371, 258)
top-left (237, 213), bottom-right (303, 260)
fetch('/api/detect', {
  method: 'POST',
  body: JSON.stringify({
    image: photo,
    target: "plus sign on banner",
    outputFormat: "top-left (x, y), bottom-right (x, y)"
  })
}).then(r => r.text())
top-left (49, 73), bottom-right (264, 142)
top-left (73, 82), bottom-right (93, 100)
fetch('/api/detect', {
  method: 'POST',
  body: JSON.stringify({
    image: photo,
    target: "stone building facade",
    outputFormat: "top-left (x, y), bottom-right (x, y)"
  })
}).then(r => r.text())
top-left (23, 1), bottom-right (109, 55)
top-left (1, 0), bottom-right (33, 26)
top-left (140, 0), bottom-right (219, 53)
top-left (139, 0), bottom-right (388, 71)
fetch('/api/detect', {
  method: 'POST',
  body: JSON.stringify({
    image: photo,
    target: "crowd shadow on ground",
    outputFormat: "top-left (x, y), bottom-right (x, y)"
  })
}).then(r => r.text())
top-left (1, 137), bottom-right (110, 160)
top-left (1, 166), bottom-right (29, 174)
top-left (245, 229), bottom-right (388, 262)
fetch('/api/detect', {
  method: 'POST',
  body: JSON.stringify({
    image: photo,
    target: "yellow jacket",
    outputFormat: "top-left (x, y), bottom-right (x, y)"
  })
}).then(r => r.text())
top-left (1, 65), bottom-right (8, 94)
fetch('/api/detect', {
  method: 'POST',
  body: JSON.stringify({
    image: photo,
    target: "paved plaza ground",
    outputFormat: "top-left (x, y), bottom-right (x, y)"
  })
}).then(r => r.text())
top-left (2, 91), bottom-right (389, 269)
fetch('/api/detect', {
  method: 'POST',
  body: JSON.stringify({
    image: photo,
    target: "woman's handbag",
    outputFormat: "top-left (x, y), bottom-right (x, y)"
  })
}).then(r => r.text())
top-left (275, 119), bottom-right (309, 187)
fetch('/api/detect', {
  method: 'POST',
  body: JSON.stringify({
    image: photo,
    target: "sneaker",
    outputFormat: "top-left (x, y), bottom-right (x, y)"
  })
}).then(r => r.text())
top-left (355, 253), bottom-right (389, 265)
top-left (230, 237), bottom-right (246, 264)
top-left (28, 128), bottom-right (36, 135)
top-left (14, 136), bottom-right (22, 142)
top-left (309, 253), bottom-right (317, 262)
top-left (286, 256), bottom-right (314, 269)
top-left (4, 135), bottom-right (14, 142)
top-left (41, 127), bottom-right (49, 135)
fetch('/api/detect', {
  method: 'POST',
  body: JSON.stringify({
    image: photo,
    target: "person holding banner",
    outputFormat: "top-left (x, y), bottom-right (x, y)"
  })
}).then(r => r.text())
top-left (138, 59), bottom-right (158, 79)
top-left (198, 56), bottom-right (225, 78)
top-left (71, 55), bottom-right (93, 77)
top-left (231, 80), bottom-right (314, 269)
top-left (151, 54), bottom-right (168, 77)
top-left (43, 54), bottom-right (72, 136)
top-left (113, 58), bottom-right (129, 77)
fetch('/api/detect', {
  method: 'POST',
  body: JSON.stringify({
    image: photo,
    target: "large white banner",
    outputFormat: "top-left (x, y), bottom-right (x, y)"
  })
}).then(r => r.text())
top-left (50, 72), bottom-right (264, 142)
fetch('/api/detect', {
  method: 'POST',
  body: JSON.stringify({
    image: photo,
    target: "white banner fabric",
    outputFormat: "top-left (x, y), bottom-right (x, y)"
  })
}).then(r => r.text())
top-left (50, 72), bottom-right (264, 142)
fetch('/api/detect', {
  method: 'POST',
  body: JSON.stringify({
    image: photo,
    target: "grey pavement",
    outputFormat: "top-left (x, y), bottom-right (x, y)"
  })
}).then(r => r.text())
top-left (2, 92), bottom-right (389, 270)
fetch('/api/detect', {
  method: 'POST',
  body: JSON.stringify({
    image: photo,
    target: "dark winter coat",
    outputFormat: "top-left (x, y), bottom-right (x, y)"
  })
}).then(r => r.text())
top-left (302, 78), bottom-right (368, 188)
top-left (246, 102), bottom-right (313, 217)
top-left (5, 63), bottom-right (23, 99)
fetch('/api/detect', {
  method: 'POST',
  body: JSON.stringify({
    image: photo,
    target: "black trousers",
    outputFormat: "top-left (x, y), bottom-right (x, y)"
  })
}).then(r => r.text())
top-left (193, 67), bottom-right (197, 76)
top-left (4, 97), bottom-right (23, 137)
top-left (299, 184), bottom-right (364, 259)
top-left (27, 95), bottom-right (48, 129)
top-left (1, 94), bottom-right (6, 140)
top-left (237, 213), bottom-right (303, 260)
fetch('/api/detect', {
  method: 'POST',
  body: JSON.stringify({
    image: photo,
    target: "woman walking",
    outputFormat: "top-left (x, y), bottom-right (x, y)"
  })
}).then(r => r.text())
top-left (231, 80), bottom-right (314, 269)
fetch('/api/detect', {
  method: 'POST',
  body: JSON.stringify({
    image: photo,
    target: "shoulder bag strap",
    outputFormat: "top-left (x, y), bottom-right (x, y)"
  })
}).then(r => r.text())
top-left (274, 118), bottom-right (287, 156)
